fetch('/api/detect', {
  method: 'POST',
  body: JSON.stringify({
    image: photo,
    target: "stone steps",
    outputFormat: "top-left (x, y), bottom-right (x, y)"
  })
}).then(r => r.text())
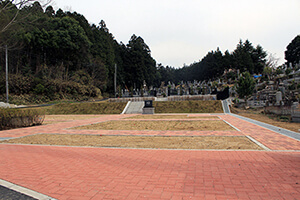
top-left (124, 101), bottom-right (144, 114)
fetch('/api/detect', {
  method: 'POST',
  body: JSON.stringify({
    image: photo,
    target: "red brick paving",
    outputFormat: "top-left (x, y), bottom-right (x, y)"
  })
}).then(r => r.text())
top-left (0, 115), bottom-right (129, 138)
top-left (0, 113), bottom-right (300, 199)
top-left (0, 145), bottom-right (299, 200)
top-left (220, 115), bottom-right (300, 150)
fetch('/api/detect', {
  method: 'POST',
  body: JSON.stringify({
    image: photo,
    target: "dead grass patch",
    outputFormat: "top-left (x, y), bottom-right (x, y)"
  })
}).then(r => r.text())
top-left (43, 115), bottom-right (103, 125)
top-left (127, 115), bottom-right (219, 119)
top-left (1, 134), bottom-right (262, 150)
top-left (24, 101), bottom-right (127, 115)
top-left (73, 120), bottom-right (235, 131)
top-left (154, 100), bottom-right (223, 113)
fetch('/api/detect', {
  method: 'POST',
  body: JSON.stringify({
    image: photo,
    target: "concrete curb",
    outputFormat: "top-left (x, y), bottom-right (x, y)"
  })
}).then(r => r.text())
top-left (121, 101), bottom-right (131, 114)
top-left (0, 179), bottom-right (56, 200)
top-left (0, 137), bottom-right (13, 141)
top-left (246, 136), bottom-right (271, 151)
top-left (230, 113), bottom-right (300, 141)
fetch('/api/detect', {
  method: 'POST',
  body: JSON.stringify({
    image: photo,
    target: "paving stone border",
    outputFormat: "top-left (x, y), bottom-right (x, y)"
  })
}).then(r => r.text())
top-left (246, 136), bottom-right (271, 151)
top-left (0, 185), bottom-right (37, 200)
top-left (0, 179), bottom-right (56, 200)
top-left (0, 137), bottom-right (13, 141)
top-left (230, 113), bottom-right (300, 141)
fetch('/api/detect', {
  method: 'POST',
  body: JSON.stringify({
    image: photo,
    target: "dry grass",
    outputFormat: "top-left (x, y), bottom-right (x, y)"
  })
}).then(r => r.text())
top-left (1, 134), bottom-right (262, 150)
top-left (43, 115), bottom-right (103, 125)
top-left (231, 107), bottom-right (300, 132)
top-left (154, 100), bottom-right (223, 113)
top-left (73, 120), bottom-right (235, 131)
top-left (46, 102), bottom-right (127, 115)
top-left (21, 101), bottom-right (127, 115)
top-left (127, 115), bottom-right (219, 119)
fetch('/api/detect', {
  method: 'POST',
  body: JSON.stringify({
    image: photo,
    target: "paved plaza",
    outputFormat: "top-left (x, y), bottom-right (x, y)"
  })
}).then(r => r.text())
top-left (0, 114), bottom-right (299, 199)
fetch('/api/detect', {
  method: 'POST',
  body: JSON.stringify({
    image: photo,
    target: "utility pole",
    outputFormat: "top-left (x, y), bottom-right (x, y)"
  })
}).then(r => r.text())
top-left (114, 64), bottom-right (117, 98)
top-left (5, 45), bottom-right (9, 103)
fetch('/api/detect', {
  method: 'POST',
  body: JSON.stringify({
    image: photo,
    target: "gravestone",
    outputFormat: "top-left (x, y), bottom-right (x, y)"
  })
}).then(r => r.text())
top-left (143, 100), bottom-right (154, 114)
top-left (276, 91), bottom-right (282, 105)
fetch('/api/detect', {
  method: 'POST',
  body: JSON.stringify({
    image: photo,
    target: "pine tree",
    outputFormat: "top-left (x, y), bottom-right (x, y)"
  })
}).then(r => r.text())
top-left (236, 71), bottom-right (255, 102)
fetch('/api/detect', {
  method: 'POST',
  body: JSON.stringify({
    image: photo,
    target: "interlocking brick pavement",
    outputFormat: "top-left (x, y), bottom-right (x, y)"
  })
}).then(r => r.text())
top-left (0, 113), bottom-right (300, 199)
top-left (220, 115), bottom-right (300, 150)
top-left (0, 144), bottom-right (299, 200)
top-left (0, 115), bottom-right (130, 138)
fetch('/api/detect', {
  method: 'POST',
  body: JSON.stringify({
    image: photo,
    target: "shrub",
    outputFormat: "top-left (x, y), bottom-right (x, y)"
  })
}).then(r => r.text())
top-left (0, 108), bottom-right (45, 130)
top-left (34, 83), bottom-right (47, 95)
top-left (279, 116), bottom-right (290, 122)
top-left (5, 74), bottom-right (33, 95)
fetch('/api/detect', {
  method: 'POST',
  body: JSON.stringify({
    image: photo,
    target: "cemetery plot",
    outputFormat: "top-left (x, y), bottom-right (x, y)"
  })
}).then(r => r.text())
top-left (43, 115), bottom-right (103, 125)
top-left (127, 115), bottom-right (219, 119)
top-left (73, 120), bottom-right (235, 131)
top-left (153, 100), bottom-right (223, 113)
top-left (1, 134), bottom-right (263, 150)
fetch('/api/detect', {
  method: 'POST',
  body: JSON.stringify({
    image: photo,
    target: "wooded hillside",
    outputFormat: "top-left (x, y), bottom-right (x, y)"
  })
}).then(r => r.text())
top-left (0, 1), bottom-right (272, 104)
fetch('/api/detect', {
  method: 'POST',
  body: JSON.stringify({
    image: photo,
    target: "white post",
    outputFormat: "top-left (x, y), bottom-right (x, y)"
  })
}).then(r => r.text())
top-left (5, 45), bottom-right (9, 103)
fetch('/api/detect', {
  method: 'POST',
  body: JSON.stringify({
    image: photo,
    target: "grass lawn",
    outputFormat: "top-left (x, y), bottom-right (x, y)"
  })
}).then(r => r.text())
top-left (73, 120), bottom-right (235, 131)
top-left (1, 134), bottom-right (262, 150)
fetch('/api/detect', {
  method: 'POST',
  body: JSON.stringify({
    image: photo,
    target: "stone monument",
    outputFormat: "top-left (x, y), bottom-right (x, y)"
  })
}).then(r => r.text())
top-left (142, 100), bottom-right (155, 114)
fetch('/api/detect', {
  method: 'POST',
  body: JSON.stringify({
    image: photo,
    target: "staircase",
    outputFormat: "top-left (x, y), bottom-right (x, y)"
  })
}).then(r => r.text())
top-left (124, 101), bottom-right (144, 114)
top-left (222, 99), bottom-right (231, 113)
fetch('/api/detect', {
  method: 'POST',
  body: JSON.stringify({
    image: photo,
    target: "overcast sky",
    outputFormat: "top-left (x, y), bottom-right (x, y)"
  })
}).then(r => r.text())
top-left (52, 0), bottom-right (300, 68)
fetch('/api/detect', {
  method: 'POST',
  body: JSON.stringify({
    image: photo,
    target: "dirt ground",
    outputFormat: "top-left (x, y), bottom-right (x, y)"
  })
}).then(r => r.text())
top-left (1, 134), bottom-right (262, 150)
top-left (73, 120), bottom-right (235, 131)
top-left (231, 107), bottom-right (300, 132)
top-left (126, 115), bottom-right (219, 119)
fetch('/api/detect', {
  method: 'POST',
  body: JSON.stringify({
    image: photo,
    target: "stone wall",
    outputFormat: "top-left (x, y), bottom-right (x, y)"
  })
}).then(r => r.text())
top-left (109, 95), bottom-right (217, 102)
top-left (264, 106), bottom-right (292, 115)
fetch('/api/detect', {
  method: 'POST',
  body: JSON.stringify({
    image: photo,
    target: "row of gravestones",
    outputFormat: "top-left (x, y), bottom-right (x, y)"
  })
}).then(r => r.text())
top-left (120, 86), bottom-right (216, 97)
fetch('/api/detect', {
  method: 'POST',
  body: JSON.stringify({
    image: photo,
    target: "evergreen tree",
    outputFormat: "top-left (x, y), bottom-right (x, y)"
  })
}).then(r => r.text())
top-left (285, 35), bottom-right (300, 68)
top-left (232, 40), bottom-right (267, 73)
top-left (123, 34), bottom-right (156, 89)
top-left (236, 71), bottom-right (255, 102)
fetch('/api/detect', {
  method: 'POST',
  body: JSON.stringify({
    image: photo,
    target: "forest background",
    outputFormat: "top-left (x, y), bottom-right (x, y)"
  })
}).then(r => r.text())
top-left (0, 1), bottom-right (296, 104)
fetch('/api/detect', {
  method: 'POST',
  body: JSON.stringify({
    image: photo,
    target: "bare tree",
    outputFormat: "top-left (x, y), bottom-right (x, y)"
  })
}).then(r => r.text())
top-left (0, 0), bottom-right (51, 103)
top-left (265, 53), bottom-right (280, 69)
top-left (264, 53), bottom-right (280, 79)
top-left (0, 0), bottom-right (51, 34)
